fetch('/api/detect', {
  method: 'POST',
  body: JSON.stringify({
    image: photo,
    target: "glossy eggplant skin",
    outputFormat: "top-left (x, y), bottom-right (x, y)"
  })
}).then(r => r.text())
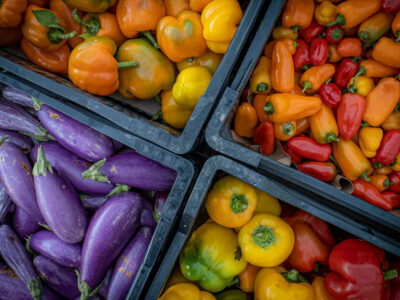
top-left (31, 142), bottom-right (114, 195)
top-left (36, 104), bottom-right (114, 162)
top-left (2, 86), bottom-right (34, 108)
top-left (0, 181), bottom-right (12, 224)
top-left (34, 255), bottom-right (80, 300)
top-left (81, 195), bottom-right (108, 211)
top-left (13, 207), bottom-right (40, 239)
top-left (0, 129), bottom-right (32, 153)
top-left (140, 199), bottom-right (157, 229)
top-left (0, 141), bottom-right (43, 222)
top-left (29, 230), bottom-right (81, 268)
top-left (107, 226), bottom-right (153, 300)
top-left (0, 225), bottom-right (42, 300)
top-left (80, 192), bottom-right (143, 295)
top-left (154, 191), bottom-right (169, 223)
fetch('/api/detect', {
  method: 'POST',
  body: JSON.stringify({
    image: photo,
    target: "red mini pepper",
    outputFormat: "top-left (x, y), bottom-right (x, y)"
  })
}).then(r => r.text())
top-left (382, 0), bottom-right (400, 13)
top-left (282, 143), bottom-right (302, 164)
top-left (381, 191), bottom-right (400, 209)
top-left (337, 93), bottom-right (366, 140)
top-left (299, 20), bottom-right (325, 44)
top-left (310, 37), bottom-right (329, 66)
top-left (320, 82), bottom-right (342, 107)
top-left (335, 58), bottom-right (359, 87)
top-left (352, 179), bottom-right (392, 210)
top-left (376, 130), bottom-right (400, 166)
top-left (293, 39), bottom-right (311, 70)
top-left (389, 172), bottom-right (400, 193)
top-left (298, 161), bottom-right (337, 182)
top-left (253, 121), bottom-right (275, 156)
top-left (326, 25), bottom-right (344, 44)
top-left (287, 136), bottom-right (332, 162)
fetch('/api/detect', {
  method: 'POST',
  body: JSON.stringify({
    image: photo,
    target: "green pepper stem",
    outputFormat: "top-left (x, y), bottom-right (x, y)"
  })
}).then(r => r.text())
top-left (230, 194), bottom-right (248, 214)
top-left (293, 41), bottom-right (299, 48)
top-left (374, 161), bottom-right (384, 169)
top-left (314, 262), bottom-right (319, 273)
top-left (330, 155), bottom-right (338, 167)
top-left (384, 269), bottom-right (398, 281)
top-left (47, 28), bottom-right (77, 44)
top-left (348, 66), bottom-right (366, 93)
top-left (282, 122), bottom-right (295, 136)
top-left (300, 64), bottom-right (310, 71)
top-left (141, 30), bottom-right (160, 49)
top-left (257, 82), bottom-right (269, 92)
top-left (152, 111), bottom-right (162, 121)
top-left (396, 103), bottom-right (400, 113)
top-left (326, 133), bottom-right (339, 143)
top-left (359, 171), bottom-right (370, 182)
top-left (291, 25), bottom-right (301, 33)
top-left (229, 276), bottom-right (240, 287)
top-left (302, 81), bottom-right (312, 93)
top-left (32, 146), bottom-right (53, 177)
top-left (154, 94), bottom-right (161, 104)
top-left (263, 102), bottom-right (274, 115)
top-left (395, 73), bottom-right (400, 80)
top-left (396, 31), bottom-right (400, 42)
top-left (117, 61), bottom-right (139, 69)
top-left (327, 13), bottom-right (346, 27)
top-left (360, 121), bottom-right (370, 127)
top-left (252, 225), bottom-right (276, 248)
top-left (325, 78), bottom-right (332, 84)
top-left (331, 28), bottom-right (343, 41)
top-left (72, 9), bottom-right (100, 36)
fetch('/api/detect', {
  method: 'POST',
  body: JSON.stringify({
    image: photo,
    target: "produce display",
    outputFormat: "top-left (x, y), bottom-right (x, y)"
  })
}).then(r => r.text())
top-left (0, 85), bottom-right (176, 300)
top-left (233, 0), bottom-right (400, 213)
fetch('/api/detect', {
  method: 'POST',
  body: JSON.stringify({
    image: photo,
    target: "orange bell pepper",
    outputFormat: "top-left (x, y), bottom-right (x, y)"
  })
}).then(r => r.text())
top-left (21, 38), bottom-right (70, 75)
top-left (236, 263), bottom-right (261, 293)
top-left (282, 0), bottom-right (314, 30)
top-left (337, 38), bottom-right (362, 58)
top-left (264, 93), bottom-right (322, 123)
top-left (234, 102), bottom-right (258, 138)
top-left (275, 121), bottom-right (297, 142)
top-left (0, 28), bottom-right (22, 47)
top-left (372, 37), bottom-right (400, 68)
top-left (253, 94), bottom-right (268, 123)
top-left (364, 77), bottom-right (400, 126)
top-left (250, 56), bottom-right (272, 94)
top-left (164, 0), bottom-right (189, 17)
top-left (360, 59), bottom-right (400, 78)
top-left (157, 10), bottom-right (207, 62)
top-left (333, 139), bottom-right (373, 181)
top-left (312, 277), bottom-right (334, 300)
top-left (328, 43), bottom-right (342, 63)
top-left (309, 102), bottom-right (339, 144)
top-left (369, 174), bottom-right (392, 192)
top-left (382, 112), bottom-right (400, 131)
top-left (393, 10), bottom-right (400, 40)
top-left (190, 0), bottom-right (213, 13)
top-left (296, 118), bottom-right (309, 135)
top-left (0, 0), bottom-right (27, 28)
top-left (300, 64), bottom-right (335, 94)
top-left (271, 41), bottom-right (295, 93)
top-left (272, 26), bottom-right (299, 40)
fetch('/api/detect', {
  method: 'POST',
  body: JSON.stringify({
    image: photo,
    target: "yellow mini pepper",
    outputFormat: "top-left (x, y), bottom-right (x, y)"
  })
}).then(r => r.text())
top-left (347, 75), bottom-right (375, 97)
top-left (272, 26), bottom-right (299, 40)
top-left (159, 283), bottom-right (215, 300)
top-left (177, 50), bottom-right (223, 75)
top-left (382, 112), bottom-right (400, 131)
top-left (161, 89), bottom-right (193, 129)
top-left (312, 277), bottom-right (334, 300)
top-left (358, 127), bottom-right (383, 158)
top-left (315, 1), bottom-right (336, 26)
top-left (274, 121), bottom-right (297, 142)
top-left (250, 56), bottom-right (272, 94)
top-left (309, 102), bottom-right (339, 144)
top-left (254, 189), bottom-right (281, 216)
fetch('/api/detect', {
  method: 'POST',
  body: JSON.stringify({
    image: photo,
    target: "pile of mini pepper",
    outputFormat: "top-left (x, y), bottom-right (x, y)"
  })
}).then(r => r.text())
top-left (0, 0), bottom-right (244, 130)
top-left (159, 175), bottom-right (399, 300)
top-left (233, 0), bottom-right (400, 212)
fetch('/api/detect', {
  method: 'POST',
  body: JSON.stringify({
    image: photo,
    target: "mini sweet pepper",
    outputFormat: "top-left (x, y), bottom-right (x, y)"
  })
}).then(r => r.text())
top-left (0, 0), bottom-right (27, 28)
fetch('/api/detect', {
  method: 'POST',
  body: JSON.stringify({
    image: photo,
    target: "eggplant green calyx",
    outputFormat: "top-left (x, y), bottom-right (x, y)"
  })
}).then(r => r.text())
top-left (106, 184), bottom-right (131, 199)
top-left (81, 158), bottom-right (111, 184)
top-left (28, 277), bottom-right (43, 300)
top-left (33, 146), bottom-right (53, 177)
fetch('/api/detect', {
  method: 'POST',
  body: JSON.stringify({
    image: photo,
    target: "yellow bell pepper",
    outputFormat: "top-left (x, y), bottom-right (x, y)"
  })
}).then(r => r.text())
top-left (177, 50), bottom-right (223, 75)
top-left (347, 75), bottom-right (375, 97)
top-left (272, 26), bottom-right (299, 40)
top-left (205, 175), bottom-right (258, 228)
top-left (201, 0), bottom-right (243, 54)
top-left (161, 89), bottom-right (193, 130)
top-left (312, 277), bottom-right (334, 300)
top-left (254, 189), bottom-right (281, 216)
top-left (254, 267), bottom-right (315, 300)
top-left (172, 66), bottom-right (212, 110)
top-left (392, 153), bottom-right (400, 172)
top-left (238, 213), bottom-right (294, 267)
top-left (159, 283), bottom-right (216, 300)
top-left (315, 1), bottom-right (336, 26)
top-left (250, 56), bottom-right (272, 94)
top-left (358, 127), bottom-right (383, 158)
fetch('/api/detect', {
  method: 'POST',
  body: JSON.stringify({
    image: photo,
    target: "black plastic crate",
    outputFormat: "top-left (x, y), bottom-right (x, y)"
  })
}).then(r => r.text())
top-left (205, 0), bottom-right (400, 237)
top-left (145, 155), bottom-right (400, 299)
top-left (0, 0), bottom-right (266, 155)
top-left (0, 74), bottom-right (196, 299)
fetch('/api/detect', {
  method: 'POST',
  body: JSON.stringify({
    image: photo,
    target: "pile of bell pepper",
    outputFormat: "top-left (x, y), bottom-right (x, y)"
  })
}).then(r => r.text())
top-left (233, 0), bottom-right (400, 212)
top-left (0, 0), bottom-right (244, 130)
top-left (159, 175), bottom-right (399, 300)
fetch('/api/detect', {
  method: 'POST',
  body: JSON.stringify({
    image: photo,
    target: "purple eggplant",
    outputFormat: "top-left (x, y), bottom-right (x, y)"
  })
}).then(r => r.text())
top-left (34, 255), bottom-right (80, 299)
top-left (0, 224), bottom-right (42, 300)
top-left (83, 150), bottom-right (176, 191)
top-left (13, 207), bottom-right (40, 239)
top-left (98, 268), bottom-right (112, 298)
top-left (81, 194), bottom-right (108, 211)
top-left (31, 142), bottom-right (114, 195)
top-left (79, 192), bottom-right (143, 299)
top-left (0, 129), bottom-right (32, 153)
top-left (154, 191), bottom-right (169, 222)
top-left (112, 139), bottom-right (124, 152)
top-left (35, 102), bottom-right (114, 162)
top-left (0, 139), bottom-right (43, 222)
top-left (141, 199), bottom-right (157, 229)
top-left (0, 100), bottom-right (50, 141)
top-left (0, 181), bottom-right (12, 224)
top-left (29, 230), bottom-right (81, 268)
top-left (107, 226), bottom-right (153, 300)
top-left (33, 146), bottom-right (87, 244)
top-left (2, 86), bottom-right (34, 108)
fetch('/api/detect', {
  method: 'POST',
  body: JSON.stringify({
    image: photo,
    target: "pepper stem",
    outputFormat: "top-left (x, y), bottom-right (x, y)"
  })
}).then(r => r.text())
top-left (325, 133), bottom-right (339, 143)
top-left (72, 9), bottom-right (100, 36)
top-left (257, 82), bottom-right (269, 92)
top-left (359, 171), bottom-right (370, 182)
top-left (152, 111), bottom-right (162, 121)
top-left (384, 269), bottom-right (398, 281)
top-left (374, 161), bottom-right (384, 169)
top-left (106, 184), bottom-right (131, 199)
top-left (327, 13), bottom-right (346, 27)
top-left (117, 61), bottom-right (139, 69)
top-left (330, 155), bottom-right (338, 167)
top-left (252, 225), bottom-right (275, 248)
top-left (81, 158), bottom-right (110, 183)
top-left (282, 269), bottom-right (309, 284)
top-left (229, 276), bottom-right (240, 287)
top-left (348, 66), bottom-right (366, 93)
top-left (300, 64), bottom-right (311, 71)
top-left (230, 194), bottom-right (248, 214)
top-left (47, 28), bottom-right (77, 44)
top-left (28, 278), bottom-right (43, 300)
top-left (314, 262), bottom-right (319, 273)
top-left (331, 28), bottom-right (343, 41)
top-left (263, 102), bottom-right (274, 115)
top-left (396, 31), bottom-right (400, 42)
top-left (32, 146), bottom-right (53, 177)
top-left (282, 122), bottom-right (295, 136)
top-left (325, 78), bottom-right (332, 84)
top-left (360, 121), bottom-right (370, 127)
top-left (302, 81), bottom-right (312, 93)
top-left (384, 179), bottom-right (396, 187)
top-left (154, 94), bottom-right (161, 104)
top-left (141, 30), bottom-right (160, 49)
top-left (291, 25), bottom-right (301, 33)
top-left (396, 103), bottom-right (400, 113)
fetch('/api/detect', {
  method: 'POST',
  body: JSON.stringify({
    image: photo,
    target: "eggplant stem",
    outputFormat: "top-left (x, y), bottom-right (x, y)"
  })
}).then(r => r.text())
top-left (28, 278), bottom-right (43, 300)
top-left (81, 158), bottom-right (111, 184)
top-left (106, 184), bottom-right (131, 198)
top-left (32, 146), bottom-right (53, 177)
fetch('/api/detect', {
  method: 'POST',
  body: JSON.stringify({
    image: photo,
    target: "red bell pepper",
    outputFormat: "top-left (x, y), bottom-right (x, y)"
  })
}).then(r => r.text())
top-left (326, 25), bottom-right (344, 44)
top-left (352, 179), bottom-right (392, 211)
top-left (298, 162), bottom-right (337, 182)
top-left (253, 121), bottom-right (275, 156)
top-left (293, 39), bottom-right (311, 71)
top-left (376, 130), bottom-right (400, 166)
top-left (335, 58), bottom-right (359, 87)
top-left (320, 82), bottom-right (342, 107)
top-left (389, 172), bottom-right (400, 193)
top-left (381, 191), bottom-right (400, 209)
top-left (310, 37), bottom-right (329, 66)
top-left (282, 143), bottom-right (302, 164)
top-left (382, 0), bottom-right (400, 13)
top-left (299, 20), bottom-right (325, 44)
top-left (287, 136), bottom-right (332, 162)
top-left (337, 93), bottom-right (366, 140)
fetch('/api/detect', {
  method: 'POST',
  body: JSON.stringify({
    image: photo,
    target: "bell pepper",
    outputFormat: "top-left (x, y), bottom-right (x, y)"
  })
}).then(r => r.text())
top-left (201, 0), bottom-right (243, 54)
top-left (327, 0), bottom-right (381, 29)
top-left (205, 175), bottom-right (258, 228)
top-left (298, 20), bottom-right (325, 43)
top-left (190, 0), bottom-right (213, 13)
top-left (274, 121), bottom-right (296, 142)
top-left (310, 38), bottom-right (329, 66)
top-left (347, 75), bottom-right (375, 97)
top-left (254, 267), bottom-right (314, 300)
top-left (376, 130), bottom-right (400, 166)
top-left (328, 43), bottom-right (342, 62)
top-left (392, 153), bottom-right (400, 171)
top-left (393, 10), bottom-right (400, 40)
top-left (157, 10), bottom-right (207, 62)
top-left (389, 172), bottom-right (400, 193)
top-left (22, 5), bottom-right (76, 51)
top-left (235, 263), bottom-right (260, 293)
top-left (118, 38), bottom-right (176, 100)
top-left (253, 94), bottom-right (268, 123)
top-left (272, 26), bottom-right (299, 40)
top-left (382, 191), bottom-right (400, 209)
top-left (264, 94), bottom-right (321, 123)
top-left (320, 82), bottom-right (342, 107)
top-left (238, 213), bottom-right (294, 267)
top-left (161, 89), bottom-right (192, 129)
top-left (254, 189), bottom-right (281, 216)
top-left (164, 0), bottom-right (189, 18)
top-left (287, 136), bottom-right (332, 162)
top-left (296, 118), bottom-right (309, 136)
top-left (0, 28), bottom-right (22, 47)
top-left (359, 127), bottom-right (383, 158)
top-left (372, 37), bottom-right (400, 68)
top-left (315, 1), bottom-right (336, 26)
top-left (358, 12), bottom-right (393, 44)
top-left (382, 112), bottom-right (400, 131)
top-left (180, 221), bottom-right (247, 292)
top-left (293, 39), bottom-right (311, 70)
top-left (215, 290), bottom-right (248, 300)
top-left (177, 50), bottom-right (222, 75)
top-left (382, 0), bottom-right (400, 12)
top-left (337, 37), bottom-right (362, 57)
top-left (283, 143), bottom-right (302, 164)
top-left (309, 103), bottom-right (339, 144)
top-left (369, 174), bottom-right (393, 192)
top-left (312, 277), bottom-right (334, 300)
top-left (172, 66), bottom-right (211, 110)
top-left (250, 56), bottom-right (272, 94)
top-left (21, 38), bottom-right (70, 75)
top-left (253, 121), bottom-right (275, 156)
top-left (333, 139), bottom-right (372, 181)
top-left (234, 102), bottom-right (258, 138)
top-left (337, 93), bottom-right (366, 140)
top-left (159, 283), bottom-right (216, 300)
top-left (271, 41), bottom-right (295, 92)
top-left (326, 25), bottom-right (344, 44)
top-left (301, 64), bottom-right (335, 93)
top-left (0, 0), bottom-right (27, 28)
top-left (335, 58), bottom-right (359, 87)
top-left (62, 0), bottom-right (116, 13)
top-left (360, 59), bottom-right (400, 78)
top-left (282, 0), bottom-right (314, 30)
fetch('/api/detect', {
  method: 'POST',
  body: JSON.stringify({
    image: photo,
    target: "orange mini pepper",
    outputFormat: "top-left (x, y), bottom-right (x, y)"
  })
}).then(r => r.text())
top-left (358, 12), bottom-right (393, 44)
top-left (328, 43), bottom-right (342, 63)
top-left (157, 10), bottom-right (207, 62)
top-left (236, 263), bottom-right (261, 293)
top-left (374, 166), bottom-right (393, 176)
top-left (337, 38), bottom-right (362, 58)
top-left (253, 94), bottom-right (268, 123)
top-left (264, 39), bottom-right (296, 58)
top-left (271, 41), bottom-right (295, 93)
top-left (393, 10), bottom-right (400, 40)
top-left (360, 59), bottom-right (400, 78)
top-left (282, 0), bottom-right (314, 30)
top-left (296, 118), bottom-right (309, 136)
top-left (250, 56), bottom-right (272, 94)
top-left (272, 26), bottom-right (299, 40)
top-left (369, 174), bottom-right (392, 192)
top-left (382, 112), bottom-right (400, 131)
top-left (164, 0), bottom-right (189, 17)
top-left (364, 77), bottom-right (400, 126)
top-left (0, 0), bottom-right (27, 28)
top-left (190, 0), bottom-right (213, 13)
top-left (0, 28), bottom-right (22, 47)
top-left (372, 37), bottom-right (400, 68)
top-left (234, 102), bottom-right (258, 138)
top-left (301, 64), bottom-right (335, 94)
top-left (309, 102), bottom-right (339, 144)
top-left (312, 277), bottom-right (334, 300)
top-left (21, 38), bottom-right (70, 75)
top-left (275, 121), bottom-right (297, 142)
top-left (315, 1), bottom-right (336, 26)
